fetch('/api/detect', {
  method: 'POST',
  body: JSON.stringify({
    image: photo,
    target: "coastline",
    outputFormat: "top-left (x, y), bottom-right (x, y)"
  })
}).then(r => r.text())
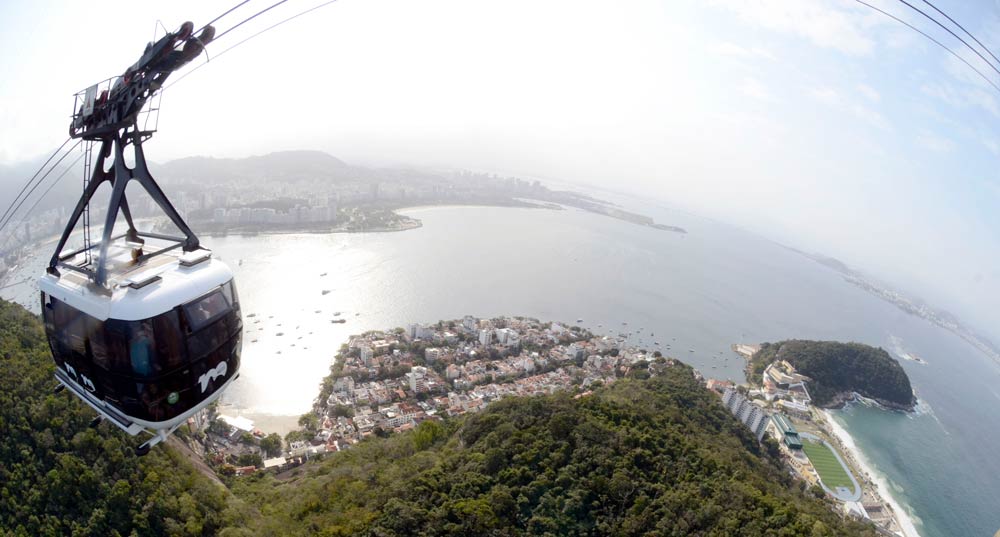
top-left (822, 409), bottom-right (923, 537)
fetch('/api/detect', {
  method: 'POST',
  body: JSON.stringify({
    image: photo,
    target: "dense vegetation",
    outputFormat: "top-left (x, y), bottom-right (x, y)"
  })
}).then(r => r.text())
top-left (231, 365), bottom-right (878, 536)
top-left (0, 300), bottom-right (255, 536)
top-left (1, 300), bottom-right (880, 535)
top-left (749, 340), bottom-right (914, 409)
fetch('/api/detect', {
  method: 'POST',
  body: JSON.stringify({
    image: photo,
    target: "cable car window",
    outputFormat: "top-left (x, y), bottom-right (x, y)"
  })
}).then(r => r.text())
top-left (104, 321), bottom-right (131, 374)
top-left (189, 322), bottom-right (226, 360)
top-left (128, 320), bottom-right (157, 378)
top-left (183, 289), bottom-right (231, 332)
top-left (152, 310), bottom-right (185, 371)
top-left (221, 281), bottom-right (234, 307)
top-left (87, 316), bottom-right (110, 370)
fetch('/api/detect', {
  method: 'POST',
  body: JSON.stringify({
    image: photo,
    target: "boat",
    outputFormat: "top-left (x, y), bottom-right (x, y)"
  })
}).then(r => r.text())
top-left (321, 290), bottom-right (331, 295)
top-left (320, 272), bottom-right (328, 277)
top-left (331, 319), bottom-right (346, 324)
top-left (576, 318), bottom-right (583, 323)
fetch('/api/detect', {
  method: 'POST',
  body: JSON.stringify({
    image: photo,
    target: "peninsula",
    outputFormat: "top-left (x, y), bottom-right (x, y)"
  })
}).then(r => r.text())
top-left (708, 340), bottom-right (918, 536)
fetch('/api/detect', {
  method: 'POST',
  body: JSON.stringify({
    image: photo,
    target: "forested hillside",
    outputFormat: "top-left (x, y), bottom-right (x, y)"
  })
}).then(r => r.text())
top-left (230, 366), bottom-right (879, 536)
top-left (0, 300), bottom-right (255, 536)
top-left (1, 300), bottom-right (880, 536)
top-left (749, 340), bottom-right (915, 409)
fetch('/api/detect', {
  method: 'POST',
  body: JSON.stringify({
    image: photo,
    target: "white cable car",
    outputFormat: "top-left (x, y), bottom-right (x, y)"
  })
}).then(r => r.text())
top-left (41, 245), bottom-right (242, 454)
top-left (41, 20), bottom-right (239, 455)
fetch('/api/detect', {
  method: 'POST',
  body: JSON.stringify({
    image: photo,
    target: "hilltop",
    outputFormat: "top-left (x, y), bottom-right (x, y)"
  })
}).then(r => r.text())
top-left (153, 150), bottom-right (352, 186)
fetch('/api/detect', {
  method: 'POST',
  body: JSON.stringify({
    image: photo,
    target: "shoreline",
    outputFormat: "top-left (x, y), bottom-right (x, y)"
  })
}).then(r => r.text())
top-left (822, 409), bottom-right (923, 537)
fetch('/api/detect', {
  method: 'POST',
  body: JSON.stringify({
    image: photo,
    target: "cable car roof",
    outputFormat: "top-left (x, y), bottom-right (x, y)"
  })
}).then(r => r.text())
top-left (39, 241), bottom-right (233, 322)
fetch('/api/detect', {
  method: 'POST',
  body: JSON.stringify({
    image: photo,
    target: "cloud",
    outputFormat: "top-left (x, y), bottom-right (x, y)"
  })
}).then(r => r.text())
top-left (810, 86), bottom-right (841, 105)
top-left (921, 82), bottom-right (1000, 117)
top-left (809, 86), bottom-right (890, 130)
top-left (982, 137), bottom-right (1000, 156)
top-left (711, 41), bottom-right (776, 61)
top-left (706, 0), bottom-right (877, 55)
top-left (857, 83), bottom-right (880, 102)
top-left (915, 131), bottom-right (955, 153)
top-left (740, 77), bottom-right (771, 100)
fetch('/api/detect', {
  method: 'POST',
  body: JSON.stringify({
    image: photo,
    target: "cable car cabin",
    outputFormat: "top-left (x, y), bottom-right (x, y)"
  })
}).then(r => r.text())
top-left (38, 243), bottom-right (242, 448)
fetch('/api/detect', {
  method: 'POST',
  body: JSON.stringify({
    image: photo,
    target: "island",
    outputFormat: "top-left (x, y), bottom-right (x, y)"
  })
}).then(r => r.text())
top-left (747, 340), bottom-right (915, 411)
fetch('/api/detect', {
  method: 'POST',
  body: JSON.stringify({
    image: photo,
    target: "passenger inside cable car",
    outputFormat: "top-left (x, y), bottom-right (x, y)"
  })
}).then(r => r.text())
top-left (41, 280), bottom-right (242, 424)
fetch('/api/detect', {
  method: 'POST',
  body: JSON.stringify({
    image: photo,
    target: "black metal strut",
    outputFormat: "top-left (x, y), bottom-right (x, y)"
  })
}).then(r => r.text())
top-left (47, 126), bottom-right (200, 287)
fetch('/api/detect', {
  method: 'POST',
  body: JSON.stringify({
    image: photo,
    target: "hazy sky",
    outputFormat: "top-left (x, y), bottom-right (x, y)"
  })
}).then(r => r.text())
top-left (1, 0), bottom-right (998, 334)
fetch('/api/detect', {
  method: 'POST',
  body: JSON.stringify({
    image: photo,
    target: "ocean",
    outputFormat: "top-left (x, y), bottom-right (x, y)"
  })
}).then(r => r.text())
top-left (4, 201), bottom-right (998, 537)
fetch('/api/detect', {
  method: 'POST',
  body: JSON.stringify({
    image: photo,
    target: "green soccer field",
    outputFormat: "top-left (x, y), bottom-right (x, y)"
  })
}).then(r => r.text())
top-left (802, 439), bottom-right (855, 490)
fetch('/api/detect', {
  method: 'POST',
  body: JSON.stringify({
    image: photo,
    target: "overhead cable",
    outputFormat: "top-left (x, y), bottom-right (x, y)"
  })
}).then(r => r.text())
top-left (853, 0), bottom-right (1000, 94)
top-left (892, 0), bottom-right (1000, 79)
top-left (166, 0), bottom-right (340, 90)
top-left (0, 138), bottom-right (72, 228)
top-left (919, 0), bottom-right (1000, 71)
top-left (0, 140), bottom-right (82, 236)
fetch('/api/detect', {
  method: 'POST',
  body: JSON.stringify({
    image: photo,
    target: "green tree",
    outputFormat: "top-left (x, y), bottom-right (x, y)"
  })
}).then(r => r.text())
top-left (260, 433), bottom-right (283, 458)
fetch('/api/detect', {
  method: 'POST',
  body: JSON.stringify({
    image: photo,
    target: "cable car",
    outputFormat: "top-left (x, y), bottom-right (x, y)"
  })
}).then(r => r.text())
top-left (40, 20), bottom-right (239, 455)
top-left (40, 245), bottom-right (242, 455)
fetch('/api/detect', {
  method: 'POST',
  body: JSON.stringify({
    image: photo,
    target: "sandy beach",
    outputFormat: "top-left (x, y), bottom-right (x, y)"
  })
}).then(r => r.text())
top-left (822, 409), bottom-right (923, 537)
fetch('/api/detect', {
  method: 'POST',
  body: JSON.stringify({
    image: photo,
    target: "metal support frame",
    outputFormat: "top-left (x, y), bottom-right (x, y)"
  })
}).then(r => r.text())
top-left (47, 125), bottom-right (200, 287)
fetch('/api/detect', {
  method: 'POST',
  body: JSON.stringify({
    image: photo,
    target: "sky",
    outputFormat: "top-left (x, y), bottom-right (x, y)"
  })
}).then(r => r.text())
top-left (0, 0), bottom-right (998, 334)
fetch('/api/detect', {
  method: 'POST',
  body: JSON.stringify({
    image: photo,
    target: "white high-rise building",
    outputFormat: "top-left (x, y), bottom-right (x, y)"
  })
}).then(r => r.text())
top-left (478, 329), bottom-right (492, 347)
top-left (360, 346), bottom-right (374, 366)
top-left (407, 366), bottom-right (428, 393)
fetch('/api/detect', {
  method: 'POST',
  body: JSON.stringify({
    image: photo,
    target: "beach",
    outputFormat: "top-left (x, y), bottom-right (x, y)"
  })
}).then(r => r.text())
top-left (822, 409), bottom-right (923, 537)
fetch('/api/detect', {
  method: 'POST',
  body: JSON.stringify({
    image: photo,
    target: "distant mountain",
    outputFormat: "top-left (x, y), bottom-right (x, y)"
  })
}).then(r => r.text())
top-left (153, 150), bottom-right (354, 185)
top-left (0, 156), bottom-right (82, 216)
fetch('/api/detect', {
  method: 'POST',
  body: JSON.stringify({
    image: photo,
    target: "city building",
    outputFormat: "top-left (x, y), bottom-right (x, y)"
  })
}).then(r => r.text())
top-left (407, 366), bottom-right (428, 393)
top-left (722, 388), bottom-right (770, 441)
top-left (360, 346), bottom-right (374, 366)
top-left (771, 413), bottom-right (804, 449)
